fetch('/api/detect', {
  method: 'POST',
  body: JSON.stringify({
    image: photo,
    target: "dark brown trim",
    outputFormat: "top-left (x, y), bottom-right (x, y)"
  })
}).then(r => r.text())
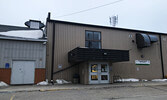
top-left (47, 19), bottom-right (167, 35)
top-left (159, 34), bottom-right (165, 78)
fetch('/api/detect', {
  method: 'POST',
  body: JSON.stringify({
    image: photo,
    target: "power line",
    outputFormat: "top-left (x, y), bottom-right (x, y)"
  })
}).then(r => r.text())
top-left (55, 0), bottom-right (124, 18)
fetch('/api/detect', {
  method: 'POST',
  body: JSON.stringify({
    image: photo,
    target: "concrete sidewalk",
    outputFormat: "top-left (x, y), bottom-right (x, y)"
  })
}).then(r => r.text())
top-left (1, 81), bottom-right (167, 93)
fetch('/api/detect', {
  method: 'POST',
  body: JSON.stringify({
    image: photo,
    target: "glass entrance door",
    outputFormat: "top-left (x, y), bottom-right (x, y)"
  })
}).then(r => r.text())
top-left (89, 62), bottom-right (109, 84)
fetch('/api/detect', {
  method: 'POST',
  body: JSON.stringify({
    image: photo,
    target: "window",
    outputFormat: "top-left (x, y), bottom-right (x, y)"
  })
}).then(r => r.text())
top-left (91, 64), bottom-right (98, 72)
top-left (101, 75), bottom-right (108, 80)
top-left (85, 31), bottom-right (101, 49)
top-left (91, 75), bottom-right (98, 80)
top-left (101, 64), bottom-right (107, 72)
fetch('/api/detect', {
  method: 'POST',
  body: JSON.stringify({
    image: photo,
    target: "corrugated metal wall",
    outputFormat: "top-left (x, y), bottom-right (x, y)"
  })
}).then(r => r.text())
top-left (112, 33), bottom-right (162, 79)
top-left (0, 39), bottom-right (46, 69)
top-left (46, 22), bottom-right (53, 80)
top-left (47, 21), bottom-right (163, 81)
top-left (161, 35), bottom-right (167, 77)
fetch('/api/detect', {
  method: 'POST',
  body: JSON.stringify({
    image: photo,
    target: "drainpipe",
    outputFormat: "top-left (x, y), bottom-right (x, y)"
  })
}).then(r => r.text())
top-left (159, 34), bottom-right (165, 78)
top-left (51, 23), bottom-right (55, 81)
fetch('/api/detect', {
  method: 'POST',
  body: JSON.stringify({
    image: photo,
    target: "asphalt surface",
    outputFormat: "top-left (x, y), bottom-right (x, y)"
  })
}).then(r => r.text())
top-left (1, 82), bottom-right (167, 100)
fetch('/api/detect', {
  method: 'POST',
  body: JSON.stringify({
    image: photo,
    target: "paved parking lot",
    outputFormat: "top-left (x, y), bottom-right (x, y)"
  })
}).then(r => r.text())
top-left (1, 82), bottom-right (167, 100)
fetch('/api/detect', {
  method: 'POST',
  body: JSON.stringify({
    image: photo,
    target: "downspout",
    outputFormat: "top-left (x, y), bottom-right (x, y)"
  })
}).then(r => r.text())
top-left (51, 23), bottom-right (55, 81)
top-left (159, 34), bottom-right (165, 78)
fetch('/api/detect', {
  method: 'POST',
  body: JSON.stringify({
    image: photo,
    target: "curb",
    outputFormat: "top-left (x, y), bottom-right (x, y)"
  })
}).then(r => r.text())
top-left (0, 88), bottom-right (79, 93)
top-left (0, 89), bottom-right (39, 93)
top-left (1, 82), bottom-right (167, 93)
top-left (39, 88), bottom-right (79, 92)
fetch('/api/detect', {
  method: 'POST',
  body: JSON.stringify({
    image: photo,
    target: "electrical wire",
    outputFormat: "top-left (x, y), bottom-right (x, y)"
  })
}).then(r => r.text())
top-left (55, 0), bottom-right (124, 18)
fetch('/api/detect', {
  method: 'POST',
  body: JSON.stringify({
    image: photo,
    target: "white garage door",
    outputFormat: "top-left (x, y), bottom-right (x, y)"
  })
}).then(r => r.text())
top-left (11, 61), bottom-right (35, 84)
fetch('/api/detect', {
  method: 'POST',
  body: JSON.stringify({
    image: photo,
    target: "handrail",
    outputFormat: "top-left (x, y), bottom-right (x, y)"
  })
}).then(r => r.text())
top-left (52, 62), bottom-right (82, 75)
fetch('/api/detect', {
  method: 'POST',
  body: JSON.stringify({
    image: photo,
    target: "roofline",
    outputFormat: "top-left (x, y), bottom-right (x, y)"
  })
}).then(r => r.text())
top-left (0, 36), bottom-right (47, 42)
top-left (29, 19), bottom-right (42, 23)
top-left (0, 24), bottom-right (38, 30)
top-left (47, 19), bottom-right (167, 35)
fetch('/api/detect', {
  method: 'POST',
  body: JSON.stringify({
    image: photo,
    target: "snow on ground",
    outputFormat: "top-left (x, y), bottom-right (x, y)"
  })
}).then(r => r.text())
top-left (116, 78), bottom-right (167, 82)
top-left (151, 79), bottom-right (167, 82)
top-left (0, 30), bottom-right (43, 39)
top-left (141, 79), bottom-right (148, 82)
top-left (0, 81), bottom-right (8, 86)
top-left (122, 78), bottom-right (139, 82)
top-left (116, 78), bottom-right (139, 82)
top-left (37, 81), bottom-right (49, 85)
top-left (56, 79), bottom-right (71, 84)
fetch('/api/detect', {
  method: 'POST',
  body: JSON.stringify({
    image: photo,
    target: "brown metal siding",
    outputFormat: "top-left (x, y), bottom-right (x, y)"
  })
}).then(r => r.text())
top-left (0, 68), bottom-right (11, 84)
top-left (79, 62), bottom-right (89, 84)
top-left (46, 22), bottom-right (80, 81)
top-left (47, 21), bottom-right (163, 82)
top-left (34, 68), bottom-right (46, 84)
top-left (47, 23), bottom-right (84, 81)
top-left (111, 33), bottom-right (162, 79)
top-left (46, 22), bottom-right (53, 81)
top-left (161, 35), bottom-right (167, 77)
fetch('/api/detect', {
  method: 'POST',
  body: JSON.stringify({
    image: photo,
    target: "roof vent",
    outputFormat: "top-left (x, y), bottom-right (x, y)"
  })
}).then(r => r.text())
top-left (148, 35), bottom-right (158, 43)
top-left (25, 20), bottom-right (44, 29)
top-left (136, 33), bottom-right (151, 48)
top-left (136, 33), bottom-right (158, 48)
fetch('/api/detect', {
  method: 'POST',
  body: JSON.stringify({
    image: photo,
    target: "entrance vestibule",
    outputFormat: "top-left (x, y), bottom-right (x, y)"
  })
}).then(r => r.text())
top-left (89, 62), bottom-right (110, 84)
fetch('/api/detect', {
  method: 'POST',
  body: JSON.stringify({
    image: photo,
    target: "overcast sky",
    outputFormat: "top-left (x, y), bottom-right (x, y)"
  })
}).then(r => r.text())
top-left (0, 0), bottom-right (167, 33)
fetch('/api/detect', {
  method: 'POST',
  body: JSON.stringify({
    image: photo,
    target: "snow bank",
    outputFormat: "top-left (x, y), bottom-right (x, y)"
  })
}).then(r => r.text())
top-left (151, 79), bottom-right (167, 82)
top-left (56, 79), bottom-right (71, 84)
top-left (116, 78), bottom-right (139, 82)
top-left (37, 81), bottom-right (48, 85)
top-left (141, 79), bottom-right (148, 82)
top-left (0, 30), bottom-right (43, 39)
top-left (0, 81), bottom-right (8, 86)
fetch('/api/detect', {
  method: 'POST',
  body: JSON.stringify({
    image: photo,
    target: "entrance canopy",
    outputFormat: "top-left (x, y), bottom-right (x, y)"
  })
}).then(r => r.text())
top-left (68, 47), bottom-right (129, 63)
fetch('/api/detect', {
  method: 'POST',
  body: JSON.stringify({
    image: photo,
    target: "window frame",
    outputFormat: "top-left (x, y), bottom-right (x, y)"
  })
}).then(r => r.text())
top-left (85, 30), bottom-right (102, 49)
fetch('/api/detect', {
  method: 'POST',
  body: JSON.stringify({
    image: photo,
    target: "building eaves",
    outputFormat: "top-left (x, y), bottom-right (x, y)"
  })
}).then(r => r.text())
top-left (0, 35), bottom-right (47, 42)
top-left (47, 19), bottom-right (167, 35)
top-left (0, 24), bottom-right (38, 32)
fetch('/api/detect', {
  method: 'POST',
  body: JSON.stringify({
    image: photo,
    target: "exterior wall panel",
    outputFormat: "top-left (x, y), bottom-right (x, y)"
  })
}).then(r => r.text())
top-left (161, 35), bottom-right (167, 77)
top-left (35, 68), bottom-right (46, 84)
top-left (0, 40), bottom-right (46, 69)
top-left (52, 23), bottom-right (84, 81)
top-left (79, 62), bottom-right (89, 84)
top-left (46, 22), bottom-right (53, 80)
top-left (112, 33), bottom-right (162, 80)
top-left (0, 68), bottom-right (11, 84)
top-left (47, 21), bottom-right (164, 82)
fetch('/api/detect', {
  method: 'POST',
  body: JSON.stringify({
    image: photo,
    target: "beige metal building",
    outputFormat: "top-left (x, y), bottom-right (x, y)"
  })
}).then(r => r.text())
top-left (46, 16), bottom-right (167, 84)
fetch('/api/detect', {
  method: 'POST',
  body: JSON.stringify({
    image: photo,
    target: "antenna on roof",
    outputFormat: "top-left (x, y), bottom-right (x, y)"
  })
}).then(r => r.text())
top-left (109, 15), bottom-right (118, 27)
